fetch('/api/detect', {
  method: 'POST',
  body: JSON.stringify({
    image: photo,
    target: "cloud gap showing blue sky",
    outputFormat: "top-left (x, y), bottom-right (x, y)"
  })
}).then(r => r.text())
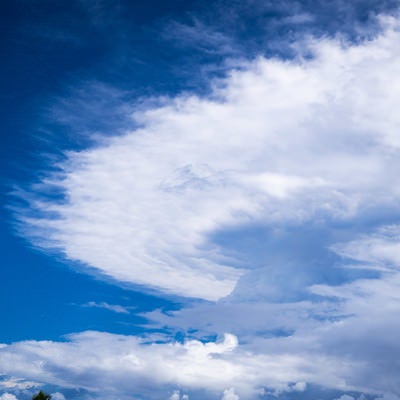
top-left (3, 1), bottom-right (400, 399)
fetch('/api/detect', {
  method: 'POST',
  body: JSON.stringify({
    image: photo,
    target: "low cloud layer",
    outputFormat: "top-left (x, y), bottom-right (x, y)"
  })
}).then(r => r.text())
top-left (2, 262), bottom-right (400, 400)
top-left (4, 224), bottom-right (400, 398)
top-left (0, 330), bottom-right (375, 399)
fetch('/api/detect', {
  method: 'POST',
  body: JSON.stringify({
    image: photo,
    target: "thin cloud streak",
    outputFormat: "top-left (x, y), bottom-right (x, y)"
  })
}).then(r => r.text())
top-left (82, 301), bottom-right (131, 314)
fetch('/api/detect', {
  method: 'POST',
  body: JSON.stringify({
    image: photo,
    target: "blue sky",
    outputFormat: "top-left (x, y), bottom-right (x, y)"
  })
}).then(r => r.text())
top-left (2, 1), bottom-right (400, 399)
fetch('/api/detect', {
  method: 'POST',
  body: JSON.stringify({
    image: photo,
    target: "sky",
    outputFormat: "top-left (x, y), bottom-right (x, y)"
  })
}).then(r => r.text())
top-left (2, 0), bottom-right (400, 399)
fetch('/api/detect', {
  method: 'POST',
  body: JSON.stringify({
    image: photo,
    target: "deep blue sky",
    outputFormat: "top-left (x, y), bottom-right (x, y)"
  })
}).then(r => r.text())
top-left (1, 0), bottom-right (208, 344)
top-left (2, 1), bottom-right (400, 400)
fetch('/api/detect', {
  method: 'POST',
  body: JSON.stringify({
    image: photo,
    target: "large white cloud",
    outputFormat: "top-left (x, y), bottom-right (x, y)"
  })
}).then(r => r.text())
top-left (2, 262), bottom-right (400, 400)
top-left (0, 394), bottom-right (18, 400)
top-left (19, 15), bottom-right (400, 300)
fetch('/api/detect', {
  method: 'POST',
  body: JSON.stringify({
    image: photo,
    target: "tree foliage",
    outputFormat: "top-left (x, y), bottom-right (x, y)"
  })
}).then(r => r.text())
top-left (32, 391), bottom-right (51, 400)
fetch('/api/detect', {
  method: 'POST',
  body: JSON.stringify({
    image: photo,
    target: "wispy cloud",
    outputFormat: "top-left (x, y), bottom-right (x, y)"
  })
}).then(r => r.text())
top-left (0, 377), bottom-right (38, 391)
top-left (82, 301), bottom-right (131, 314)
top-left (18, 16), bottom-right (400, 301)
top-left (332, 225), bottom-right (400, 267)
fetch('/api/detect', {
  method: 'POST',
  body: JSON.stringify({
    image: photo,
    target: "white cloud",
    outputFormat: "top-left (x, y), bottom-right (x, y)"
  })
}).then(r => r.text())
top-left (221, 388), bottom-right (239, 400)
top-left (0, 333), bottom-right (247, 396)
top-left (0, 394), bottom-right (18, 400)
top-left (0, 324), bottom-right (389, 399)
top-left (0, 329), bottom-right (357, 398)
top-left (169, 391), bottom-right (189, 400)
top-left (0, 377), bottom-right (38, 390)
top-left (18, 16), bottom-right (400, 301)
top-left (292, 381), bottom-right (307, 392)
top-left (82, 301), bottom-right (130, 314)
top-left (332, 225), bottom-right (400, 268)
top-left (51, 392), bottom-right (66, 400)
top-left (335, 395), bottom-right (355, 400)
top-left (2, 250), bottom-right (400, 400)
top-left (133, 224), bottom-right (400, 398)
top-left (169, 391), bottom-right (181, 400)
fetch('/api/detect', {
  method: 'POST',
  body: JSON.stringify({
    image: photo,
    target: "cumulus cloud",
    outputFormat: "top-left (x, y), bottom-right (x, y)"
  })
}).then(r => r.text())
top-left (1, 310), bottom-right (399, 400)
top-left (51, 392), bottom-right (66, 400)
top-left (169, 391), bottom-right (189, 400)
top-left (2, 239), bottom-right (400, 400)
top-left (169, 391), bottom-right (181, 400)
top-left (221, 388), bottom-right (239, 400)
top-left (133, 225), bottom-right (400, 397)
top-left (0, 332), bottom-right (245, 395)
top-left (0, 394), bottom-right (18, 400)
top-left (0, 331), bottom-right (359, 399)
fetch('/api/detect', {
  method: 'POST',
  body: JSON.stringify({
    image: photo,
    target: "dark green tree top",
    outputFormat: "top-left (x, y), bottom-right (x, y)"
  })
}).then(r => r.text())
top-left (32, 390), bottom-right (51, 400)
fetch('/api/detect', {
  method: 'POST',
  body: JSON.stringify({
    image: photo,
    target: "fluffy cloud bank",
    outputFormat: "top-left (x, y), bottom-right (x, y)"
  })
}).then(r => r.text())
top-left (19, 15), bottom-right (400, 300)
top-left (0, 330), bottom-right (377, 399)
top-left (0, 394), bottom-right (18, 400)
top-left (0, 332), bottom-right (282, 399)
top-left (2, 267), bottom-right (400, 400)
top-left (4, 220), bottom-right (400, 399)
